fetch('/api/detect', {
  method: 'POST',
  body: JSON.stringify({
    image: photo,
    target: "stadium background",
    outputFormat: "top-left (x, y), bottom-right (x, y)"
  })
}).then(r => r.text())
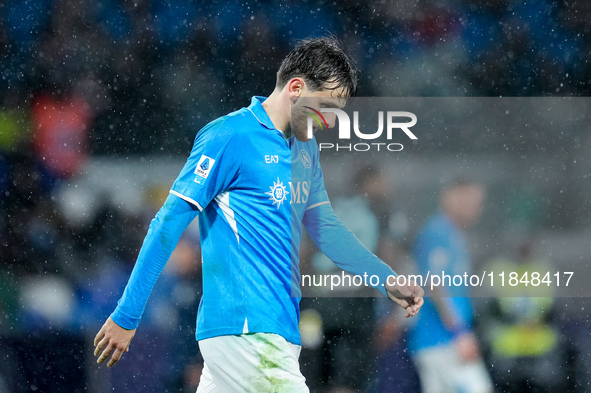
top-left (0, 0), bottom-right (590, 392)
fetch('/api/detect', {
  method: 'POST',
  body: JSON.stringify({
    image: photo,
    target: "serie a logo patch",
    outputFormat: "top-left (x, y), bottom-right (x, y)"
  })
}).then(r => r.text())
top-left (195, 155), bottom-right (216, 184)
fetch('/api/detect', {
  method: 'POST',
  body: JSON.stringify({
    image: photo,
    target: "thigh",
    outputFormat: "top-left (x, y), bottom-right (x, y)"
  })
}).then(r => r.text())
top-left (197, 333), bottom-right (309, 393)
top-left (196, 363), bottom-right (216, 393)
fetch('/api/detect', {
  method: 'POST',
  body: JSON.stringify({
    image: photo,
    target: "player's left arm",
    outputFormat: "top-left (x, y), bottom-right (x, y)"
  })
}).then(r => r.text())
top-left (301, 143), bottom-right (422, 316)
top-left (303, 202), bottom-right (423, 317)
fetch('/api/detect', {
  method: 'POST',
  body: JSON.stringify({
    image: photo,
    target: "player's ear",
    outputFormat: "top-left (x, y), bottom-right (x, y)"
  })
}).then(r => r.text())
top-left (287, 78), bottom-right (305, 98)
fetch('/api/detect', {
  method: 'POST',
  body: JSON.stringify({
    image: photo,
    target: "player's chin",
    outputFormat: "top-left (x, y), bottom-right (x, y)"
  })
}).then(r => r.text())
top-left (293, 132), bottom-right (313, 142)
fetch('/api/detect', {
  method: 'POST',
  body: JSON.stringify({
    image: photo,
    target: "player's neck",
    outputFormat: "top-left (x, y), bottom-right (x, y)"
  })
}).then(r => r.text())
top-left (262, 90), bottom-right (290, 135)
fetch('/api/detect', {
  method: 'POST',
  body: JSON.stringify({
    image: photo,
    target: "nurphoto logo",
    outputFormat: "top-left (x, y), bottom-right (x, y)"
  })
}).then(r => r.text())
top-left (299, 98), bottom-right (419, 153)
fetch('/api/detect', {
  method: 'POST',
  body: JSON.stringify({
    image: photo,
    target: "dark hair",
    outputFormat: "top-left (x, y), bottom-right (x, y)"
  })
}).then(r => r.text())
top-left (276, 36), bottom-right (358, 97)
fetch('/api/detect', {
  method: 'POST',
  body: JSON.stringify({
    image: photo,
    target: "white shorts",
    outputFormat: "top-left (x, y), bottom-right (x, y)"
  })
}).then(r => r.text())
top-left (412, 344), bottom-right (493, 393)
top-left (196, 333), bottom-right (309, 393)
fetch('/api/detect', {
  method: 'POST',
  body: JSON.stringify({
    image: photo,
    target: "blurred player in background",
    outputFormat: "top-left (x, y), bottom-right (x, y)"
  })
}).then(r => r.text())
top-left (407, 179), bottom-right (493, 393)
top-left (93, 37), bottom-right (423, 392)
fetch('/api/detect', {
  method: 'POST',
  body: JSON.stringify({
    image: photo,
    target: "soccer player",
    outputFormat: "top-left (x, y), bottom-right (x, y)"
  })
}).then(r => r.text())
top-left (407, 179), bottom-right (493, 393)
top-left (93, 37), bottom-right (424, 392)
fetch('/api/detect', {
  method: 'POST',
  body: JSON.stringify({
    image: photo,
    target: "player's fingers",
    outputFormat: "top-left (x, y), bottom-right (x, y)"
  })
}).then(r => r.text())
top-left (410, 299), bottom-right (422, 314)
top-left (94, 329), bottom-right (105, 347)
top-left (94, 336), bottom-right (109, 357)
top-left (415, 296), bottom-right (424, 309)
top-left (97, 343), bottom-right (114, 364)
top-left (405, 306), bottom-right (415, 318)
top-left (397, 298), bottom-right (410, 309)
top-left (404, 297), bottom-right (422, 318)
top-left (107, 346), bottom-right (125, 368)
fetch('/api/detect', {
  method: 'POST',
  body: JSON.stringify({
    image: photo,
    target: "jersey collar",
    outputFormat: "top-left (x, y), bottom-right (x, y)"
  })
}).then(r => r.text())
top-left (247, 96), bottom-right (287, 139)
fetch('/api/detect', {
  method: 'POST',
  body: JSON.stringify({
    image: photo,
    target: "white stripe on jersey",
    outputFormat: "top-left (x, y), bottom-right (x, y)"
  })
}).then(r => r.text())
top-left (215, 191), bottom-right (240, 243)
top-left (170, 190), bottom-right (204, 211)
top-left (306, 201), bottom-right (330, 211)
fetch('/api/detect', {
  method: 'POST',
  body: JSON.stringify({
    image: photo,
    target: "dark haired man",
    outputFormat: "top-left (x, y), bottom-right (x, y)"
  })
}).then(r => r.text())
top-left (93, 37), bottom-right (423, 392)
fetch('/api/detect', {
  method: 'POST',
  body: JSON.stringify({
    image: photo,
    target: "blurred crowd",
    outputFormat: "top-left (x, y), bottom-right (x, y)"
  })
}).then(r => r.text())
top-left (1, 0), bottom-right (591, 392)
top-left (1, 0), bottom-right (590, 153)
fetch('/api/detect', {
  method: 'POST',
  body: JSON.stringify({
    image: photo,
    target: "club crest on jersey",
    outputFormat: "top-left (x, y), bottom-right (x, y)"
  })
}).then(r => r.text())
top-left (194, 155), bottom-right (216, 184)
top-left (299, 150), bottom-right (312, 168)
top-left (266, 178), bottom-right (289, 209)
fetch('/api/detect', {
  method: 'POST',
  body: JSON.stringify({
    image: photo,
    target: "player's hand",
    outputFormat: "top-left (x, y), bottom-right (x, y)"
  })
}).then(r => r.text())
top-left (455, 332), bottom-right (481, 363)
top-left (94, 317), bottom-right (136, 368)
top-left (386, 279), bottom-right (424, 318)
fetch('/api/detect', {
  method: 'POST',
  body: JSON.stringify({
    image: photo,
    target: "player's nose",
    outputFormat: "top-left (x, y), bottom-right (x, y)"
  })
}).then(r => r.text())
top-left (324, 113), bottom-right (337, 128)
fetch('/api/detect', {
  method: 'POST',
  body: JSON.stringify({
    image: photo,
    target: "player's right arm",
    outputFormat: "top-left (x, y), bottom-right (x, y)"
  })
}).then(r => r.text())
top-left (94, 194), bottom-right (199, 367)
top-left (94, 119), bottom-right (241, 368)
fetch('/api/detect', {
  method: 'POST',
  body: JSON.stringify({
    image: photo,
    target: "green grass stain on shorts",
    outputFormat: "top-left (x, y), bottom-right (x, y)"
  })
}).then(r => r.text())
top-left (245, 333), bottom-right (293, 393)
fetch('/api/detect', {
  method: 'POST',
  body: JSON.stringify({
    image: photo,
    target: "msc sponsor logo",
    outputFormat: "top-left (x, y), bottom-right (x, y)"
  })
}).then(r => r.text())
top-left (266, 179), bottom-right (311, 208)
top-left (289, 181), bottom-right (310, 204)
top-left (266, 178), bottom-right (289, 208)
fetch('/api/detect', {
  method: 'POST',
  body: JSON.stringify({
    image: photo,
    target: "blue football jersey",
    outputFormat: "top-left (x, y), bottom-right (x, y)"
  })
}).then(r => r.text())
top-left (170, 96), bottom-right (330, 345)
top-left (110, 96), bottom-right (397, 346)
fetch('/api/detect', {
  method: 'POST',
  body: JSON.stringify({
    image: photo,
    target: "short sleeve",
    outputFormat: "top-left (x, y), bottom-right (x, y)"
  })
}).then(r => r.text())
top-left (170, 119), bottom-right (241, 210)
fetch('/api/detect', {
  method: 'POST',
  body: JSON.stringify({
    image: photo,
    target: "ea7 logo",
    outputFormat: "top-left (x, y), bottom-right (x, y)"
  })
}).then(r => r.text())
top-left (307, 109), bottom-right (417, 141)
top-left (265, 155), bottom-right (279, 164)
